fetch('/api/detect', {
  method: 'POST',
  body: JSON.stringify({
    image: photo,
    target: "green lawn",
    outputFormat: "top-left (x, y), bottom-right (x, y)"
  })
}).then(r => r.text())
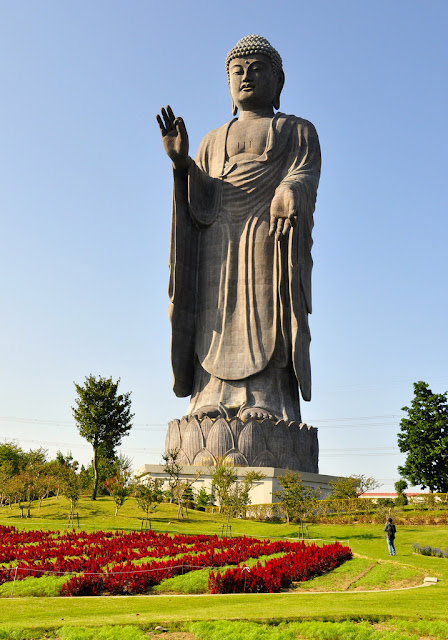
top-left (1, 497), bottom-right (447, 636)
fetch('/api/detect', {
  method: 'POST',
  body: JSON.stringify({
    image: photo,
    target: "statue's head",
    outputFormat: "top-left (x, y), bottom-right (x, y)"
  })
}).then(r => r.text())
top-left (226, 35), bottom-right (285, 115)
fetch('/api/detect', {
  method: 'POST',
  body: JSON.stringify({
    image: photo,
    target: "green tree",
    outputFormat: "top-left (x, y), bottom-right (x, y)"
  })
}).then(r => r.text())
top-left (161, 449), bottom-right (182, 504)
top-left (103, 458), bottom-right (134, 516)
top-left (329, 474), bottom-right (379, 500)
top-left (47, 451), bottom-right (79, 498)
top-left (196, 486), bottom-right (211, 510)
top-left (394, 479), bottom-right (408, 506)
top-left (210, 460), bottom-right (238, 513)
top-left (134, 477), bottom-right (164, 524)
top-left (0, 440), bottom-right (22, 506)
top-left (0, 440), bottom-right (23, 475)
top-left (62, 467), bottom-right (81, 522)
top-left (398, 381), bottom-right (448, 493)
top-left (72, 375), bottom-right (134, 500)
top-left (274, 470), bottom-right (321, 525)
top-left (210, 460), bottom-right (264, 527)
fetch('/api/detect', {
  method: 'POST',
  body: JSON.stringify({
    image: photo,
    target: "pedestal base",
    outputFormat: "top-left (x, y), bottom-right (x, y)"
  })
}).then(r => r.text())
top-left (165, 415), bottom-right (318, 473)
top-left (134, 464), bottom-right (336, 504)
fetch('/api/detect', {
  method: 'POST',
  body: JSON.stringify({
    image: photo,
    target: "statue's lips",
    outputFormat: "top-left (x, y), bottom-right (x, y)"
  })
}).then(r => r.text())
top-left (241, 85), bottom-right (255, 91)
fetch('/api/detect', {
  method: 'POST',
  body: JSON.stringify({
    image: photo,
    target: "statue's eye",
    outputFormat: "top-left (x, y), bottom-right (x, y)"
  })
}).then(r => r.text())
top-left (232, 67), bottom-right (244, 75)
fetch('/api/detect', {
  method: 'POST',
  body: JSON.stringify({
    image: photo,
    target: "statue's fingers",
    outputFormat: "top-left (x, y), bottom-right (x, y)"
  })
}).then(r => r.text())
top-left (174, 117), bottom-right (188, 140)
top-left (166, 105), bottom-right (176, 125)
top-left (161, 107), bottom-right (173, 131)
top-left (288, 212), bottom-right (296, 228)
top-left (156, 114), bottom-right (166, 135)
top-left (282, 218), bottom-right (292, 235)
top-left (275, 218), bottom-right (284, 240)
top-left (269, 216), bottom-right (278, 237)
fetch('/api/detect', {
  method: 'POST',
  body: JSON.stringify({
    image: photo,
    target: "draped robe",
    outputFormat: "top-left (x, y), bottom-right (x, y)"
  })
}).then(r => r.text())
top-left (168, 113), bottom-right (321, 422)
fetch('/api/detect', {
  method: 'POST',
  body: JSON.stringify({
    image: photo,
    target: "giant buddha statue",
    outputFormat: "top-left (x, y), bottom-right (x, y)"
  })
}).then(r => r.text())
top-left (157, 35), bottom-right (321, 471)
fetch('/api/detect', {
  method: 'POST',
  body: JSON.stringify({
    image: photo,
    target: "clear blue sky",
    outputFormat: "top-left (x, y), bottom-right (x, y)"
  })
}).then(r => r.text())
top-left (1, 1), bottom-right (447, 491)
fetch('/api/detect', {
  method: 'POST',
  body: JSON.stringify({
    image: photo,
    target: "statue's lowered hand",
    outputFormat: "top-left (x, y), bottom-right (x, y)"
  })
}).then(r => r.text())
top-left (269, 185), bottom-right (298, 240)
top-left (156, 105), bottom-right (190, 171)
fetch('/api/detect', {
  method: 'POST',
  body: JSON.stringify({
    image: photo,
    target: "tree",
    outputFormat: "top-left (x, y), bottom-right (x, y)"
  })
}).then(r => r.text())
top-left (398, 381), bottom-right (448, 493)
top-left (196, 486), bottom-right (211, 511)
top-left (72, 375), bottom-right (134, 500)
top-left (0, 442), bottom-right (48, 510)
top-left (210, 460), bottom-right (264, 527)
top-left (210, 460), bottom-right (238, 513)
top-left (161, 449), bottom-right (182, 504)
top-left (103, 457), bottom-right (134, 516)
top-left (0, 440), bottom-right (23, 475)
top-left (62, 467), bottom-right (81, 523)
top-left (134, 477), bottom-right (164, 524)
top-left (274, 470), bottom-right (321, 525)
top-left (47, 451), bottom-right (79, 498)
top-left (329, 474), bottom-right (379, 500)
top-left (394, 479), bottom-right (408, 506)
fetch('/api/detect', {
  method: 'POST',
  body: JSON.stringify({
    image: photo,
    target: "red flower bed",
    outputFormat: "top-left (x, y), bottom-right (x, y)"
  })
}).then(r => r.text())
top-left (208, 542), bottom-right (352, 593)
top-left (0, 525), bottom-right (352, 595)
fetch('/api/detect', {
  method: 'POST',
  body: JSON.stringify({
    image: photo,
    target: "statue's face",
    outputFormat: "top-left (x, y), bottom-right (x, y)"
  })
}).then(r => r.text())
top-left (228, 54), bottom-right (279, 111)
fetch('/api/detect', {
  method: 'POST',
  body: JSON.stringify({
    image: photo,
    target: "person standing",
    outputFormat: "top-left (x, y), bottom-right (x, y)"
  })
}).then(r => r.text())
top-left (384, 517), bottom-right (397, 555)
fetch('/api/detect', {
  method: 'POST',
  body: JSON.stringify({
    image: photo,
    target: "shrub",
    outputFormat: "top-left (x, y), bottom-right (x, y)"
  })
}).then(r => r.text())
top-left (412, 543), bottom-right (448, 558)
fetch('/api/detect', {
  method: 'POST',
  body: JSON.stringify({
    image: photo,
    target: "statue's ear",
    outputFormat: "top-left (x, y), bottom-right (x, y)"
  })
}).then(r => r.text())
top-left (232, 99), bottom-right (238, 116)
top-left (273, 69), bottom-right (285, 111)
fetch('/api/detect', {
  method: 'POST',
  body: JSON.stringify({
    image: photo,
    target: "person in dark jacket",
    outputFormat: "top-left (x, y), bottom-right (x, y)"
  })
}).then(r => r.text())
top-left (384, 517), bottom-right (396, 555)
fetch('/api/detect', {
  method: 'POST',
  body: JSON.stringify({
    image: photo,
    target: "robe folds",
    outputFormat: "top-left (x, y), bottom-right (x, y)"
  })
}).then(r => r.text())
top-left (168, 113), bottom-right (321, 418)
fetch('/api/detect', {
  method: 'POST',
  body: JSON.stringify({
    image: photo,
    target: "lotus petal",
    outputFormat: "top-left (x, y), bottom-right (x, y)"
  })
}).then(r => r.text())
top-left (183, 416), bottom-right (204, 464)
top-left (267, 421), bottom-right (293, 463)
top-left (252, 449), bottom-right (277, 467)
top-left (192, 448), bottom-right (216, 466)
top-left (200, 416), bottom-right (213, 441)
top-left (238, 419), bottom-right (266, 465)
top-left (165, 419), bottom-right (181, 452)
top-left (224, 449), bottom-right (249, 466)
top-left (229, 417), bottom-right (244, 442)
top-left (206, 418), bottom-right (234, 459)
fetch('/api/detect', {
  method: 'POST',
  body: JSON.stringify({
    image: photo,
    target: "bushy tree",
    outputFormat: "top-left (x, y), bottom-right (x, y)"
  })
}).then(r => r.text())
top-left (72, 375), bottom-right (134, 500)
top-left (46, 451), bottom-right (79, 498)
top-left (161, 449), bottom-right (182, 504)
top-left (398, 381), bottom-right (448, 493)
top-left (103, 457), bottom-right (134, 516)
top-left (196, 486), bottom-right (211, 510)
top-left (210, 460), bottom-right (264, 526)
top-left (329, 474), bottom-right (379, 500)
top-left (0, 441), bottom-right (22, 506)
top-left (274, 470), bottom-right (321, 525)
top-left (0, 442), bottom-right (49, 511)
top-left (210, 460), bottom-right (238, 513)
top-left (134, 477), bottom-right (164, 524)
top-left (62, 467), bottom-right (81, 522)
top-left (394, 479), bottom-right (408, 506)
top-left (0, 440), bottom-right (23, 475)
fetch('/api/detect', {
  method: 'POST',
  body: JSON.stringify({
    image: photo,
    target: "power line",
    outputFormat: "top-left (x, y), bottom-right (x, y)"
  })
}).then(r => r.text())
top-left (1, 435), bottom-right (403, 458)
top-left (0, 415), bottom-right (402, 432)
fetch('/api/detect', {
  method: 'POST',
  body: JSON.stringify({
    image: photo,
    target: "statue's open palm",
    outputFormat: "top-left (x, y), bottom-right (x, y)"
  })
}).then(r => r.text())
top-left (156, 105), bottom-right (189, 170)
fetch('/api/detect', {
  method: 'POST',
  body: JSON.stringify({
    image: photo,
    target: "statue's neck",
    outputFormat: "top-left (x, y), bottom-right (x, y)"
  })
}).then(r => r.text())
top-left (238, 107), bottom-right (274, 121)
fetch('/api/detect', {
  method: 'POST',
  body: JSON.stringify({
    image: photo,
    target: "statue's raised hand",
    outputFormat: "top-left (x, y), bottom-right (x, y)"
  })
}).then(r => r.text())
top-left (156, 105), bottom-right (189, 171)
top-left (269, 185), bottom-right (298, 240)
